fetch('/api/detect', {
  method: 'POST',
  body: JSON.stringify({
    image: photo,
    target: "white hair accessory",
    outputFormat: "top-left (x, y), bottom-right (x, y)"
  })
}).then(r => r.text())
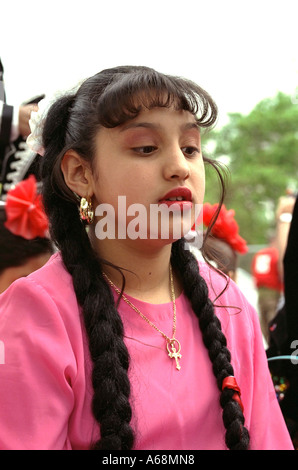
top-left (26, 82), bottom-right (83, 157)
top-left (26, 95), bottom-right (58, 156)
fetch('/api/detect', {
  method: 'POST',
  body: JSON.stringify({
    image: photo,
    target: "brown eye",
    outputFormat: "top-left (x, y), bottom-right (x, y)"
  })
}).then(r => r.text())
top-left (133, 146), bottom-right (157, 155)
top-left (181, 146), bottom-right (199, 156)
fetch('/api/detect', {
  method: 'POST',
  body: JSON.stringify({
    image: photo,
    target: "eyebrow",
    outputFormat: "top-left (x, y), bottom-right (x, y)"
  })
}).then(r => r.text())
top-left (183, 122), bottom-right (200, 131)
top-left (120, 122), bottom-right (160, 132)
top-left (120, 121), bottom-right (200, 132)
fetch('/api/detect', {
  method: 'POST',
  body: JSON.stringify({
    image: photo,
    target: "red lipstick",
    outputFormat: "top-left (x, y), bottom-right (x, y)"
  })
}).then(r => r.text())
top-left (158, 187), bottom-right (193, 210)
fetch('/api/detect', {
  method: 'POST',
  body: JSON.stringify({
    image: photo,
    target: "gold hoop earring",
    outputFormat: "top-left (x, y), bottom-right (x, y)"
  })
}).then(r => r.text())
top-left (79, 197), bottom-right (94, 224)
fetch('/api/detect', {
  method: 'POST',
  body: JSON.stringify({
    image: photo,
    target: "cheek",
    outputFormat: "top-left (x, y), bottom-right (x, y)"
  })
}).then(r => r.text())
top-left (93, 162), bottom-right (155, 209)
top-left (192, 162), bottom-right (205, 201)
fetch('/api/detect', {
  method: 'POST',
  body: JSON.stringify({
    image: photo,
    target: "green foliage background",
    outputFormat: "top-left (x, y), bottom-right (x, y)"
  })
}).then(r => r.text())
top-left (202, 92), bottom-right (298, 245)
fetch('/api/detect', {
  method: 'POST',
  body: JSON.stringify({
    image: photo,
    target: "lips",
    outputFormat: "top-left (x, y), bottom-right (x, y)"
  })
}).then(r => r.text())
top-left (158, 187), bottom-right (193, 210)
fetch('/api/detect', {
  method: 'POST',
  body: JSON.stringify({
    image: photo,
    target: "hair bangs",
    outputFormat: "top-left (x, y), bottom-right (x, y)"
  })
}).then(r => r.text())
top-left (93, 67), bottom-right (218, 129)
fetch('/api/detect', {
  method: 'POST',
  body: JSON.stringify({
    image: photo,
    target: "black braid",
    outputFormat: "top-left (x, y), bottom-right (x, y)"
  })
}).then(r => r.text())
top-left (171, 238), bottom-right (250, 450)
top-left (42, 181), bottom-right (134, 449)
top-left (41, 96), bottom-right (134, 449)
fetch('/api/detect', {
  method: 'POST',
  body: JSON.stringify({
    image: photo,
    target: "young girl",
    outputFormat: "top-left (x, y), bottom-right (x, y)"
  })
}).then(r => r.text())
top-left (0, 66), bottom-right (293, 450)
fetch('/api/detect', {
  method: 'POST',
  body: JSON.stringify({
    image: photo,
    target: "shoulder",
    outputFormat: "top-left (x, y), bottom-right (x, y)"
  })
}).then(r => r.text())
top-left (198, 260), bottom-right (235, 301)
top-left (198, 259), bottom-right (249, 300)
top-left (25, 251), bottom-right (76, 306)
top-left (29, 251), bottom-right (73, 290)
top-left (198, 260), bottom-right (258, 337)
top-left (0, 252), bottom-right (79, 330)
top-left (197, 261), bottom-right (268, 380)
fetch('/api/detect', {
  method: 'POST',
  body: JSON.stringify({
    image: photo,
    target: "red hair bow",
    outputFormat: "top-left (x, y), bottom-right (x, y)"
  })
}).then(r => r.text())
top-left (4, 175), bottom-right (49, 240)
top-left (203, 203), bottom-right (248, 254)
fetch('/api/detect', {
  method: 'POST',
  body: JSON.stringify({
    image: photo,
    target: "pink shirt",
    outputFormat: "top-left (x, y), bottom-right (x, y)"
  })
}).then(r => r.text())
top-left (0, 252), bottom-right (293, 450)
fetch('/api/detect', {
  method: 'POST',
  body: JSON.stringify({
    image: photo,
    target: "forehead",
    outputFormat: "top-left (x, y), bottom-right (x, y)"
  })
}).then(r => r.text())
top-left (118, 106), bottom-right (200, 132)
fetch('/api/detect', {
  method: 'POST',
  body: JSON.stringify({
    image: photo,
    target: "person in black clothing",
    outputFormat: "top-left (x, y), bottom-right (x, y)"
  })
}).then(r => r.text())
top-left (267, 195), bottom-right (298, 448)
top-left (281, 196), bottom-right (298, 445)
top-left (0, 58), bottom-right (44, 198)
top-left (284, 196), bottom-right (298, 351)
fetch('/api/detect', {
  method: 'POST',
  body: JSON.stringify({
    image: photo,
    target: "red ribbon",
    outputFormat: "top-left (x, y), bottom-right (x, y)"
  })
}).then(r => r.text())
top-left (4, 175), bottom-right (49, 240)
top-left (222, 376), bottom-right (244, 412)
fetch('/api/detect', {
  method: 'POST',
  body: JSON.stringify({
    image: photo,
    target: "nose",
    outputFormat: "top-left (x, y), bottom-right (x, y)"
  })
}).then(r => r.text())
top-left (163, 146), bottom-right (190, 181)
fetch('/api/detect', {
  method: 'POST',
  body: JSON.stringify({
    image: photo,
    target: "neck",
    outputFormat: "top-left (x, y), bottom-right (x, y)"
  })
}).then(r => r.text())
top-left (89, 233), bottom-right (181, 303)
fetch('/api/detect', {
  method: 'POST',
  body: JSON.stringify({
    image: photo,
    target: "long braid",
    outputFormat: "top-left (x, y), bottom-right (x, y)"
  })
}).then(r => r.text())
top-left (41, 98), bottom-right (134, 449)
top-left (42, 182), bottom-right (134, 449)
top-left (171, 238), bottom-right (250, 450)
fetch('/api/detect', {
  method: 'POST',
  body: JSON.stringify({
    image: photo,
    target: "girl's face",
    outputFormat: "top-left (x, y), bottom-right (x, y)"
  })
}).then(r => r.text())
top-left (89, 105), bottom-right (205, 244)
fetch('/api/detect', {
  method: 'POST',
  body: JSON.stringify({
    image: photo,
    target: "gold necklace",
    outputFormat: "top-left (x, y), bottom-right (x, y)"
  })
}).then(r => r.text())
top-left (103, 265), bottom-right (182, 370)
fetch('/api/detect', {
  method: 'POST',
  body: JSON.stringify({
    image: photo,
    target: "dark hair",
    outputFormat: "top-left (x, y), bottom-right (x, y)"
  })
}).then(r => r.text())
top-left (0, 207), bottom-right (53, 273)
top-left (40, 66), bottom-right (249, 450)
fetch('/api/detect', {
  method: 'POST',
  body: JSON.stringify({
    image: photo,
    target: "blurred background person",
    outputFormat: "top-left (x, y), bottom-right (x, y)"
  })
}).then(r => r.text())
top-left (252, 193), bottom-right (296, 346)
top-left (251, 237), bottom-right (283, 345)
top-left (201, 202), bottom-right (248, 283)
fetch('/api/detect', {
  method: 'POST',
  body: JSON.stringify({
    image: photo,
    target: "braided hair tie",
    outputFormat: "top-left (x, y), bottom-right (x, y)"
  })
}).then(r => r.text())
top-left (222, 376), bottom-right (244, 412)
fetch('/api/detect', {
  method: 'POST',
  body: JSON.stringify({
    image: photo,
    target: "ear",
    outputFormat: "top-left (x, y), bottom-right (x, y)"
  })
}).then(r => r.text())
top-left (61, 150), bottom-right (93, 198)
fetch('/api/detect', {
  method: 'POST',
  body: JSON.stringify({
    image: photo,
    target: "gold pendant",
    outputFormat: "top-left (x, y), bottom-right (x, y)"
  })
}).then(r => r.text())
top-left (167, 339), bottom-right (182, 370)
